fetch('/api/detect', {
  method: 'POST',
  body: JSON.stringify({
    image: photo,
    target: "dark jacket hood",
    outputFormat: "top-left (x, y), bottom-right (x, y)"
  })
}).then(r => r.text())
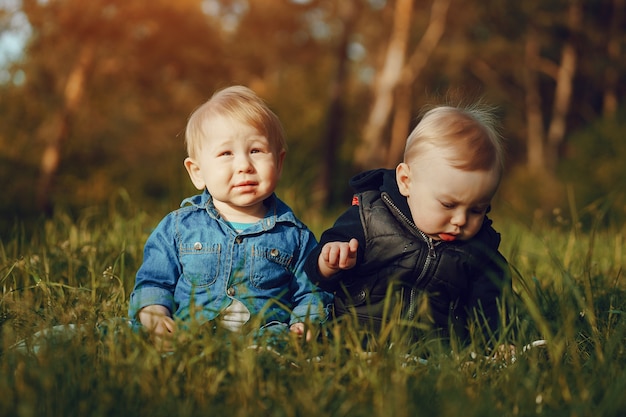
top-left (349, 168), bottom-right (413, 223)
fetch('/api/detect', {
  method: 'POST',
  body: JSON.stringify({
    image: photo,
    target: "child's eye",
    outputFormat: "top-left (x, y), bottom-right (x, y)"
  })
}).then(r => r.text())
top-left (250, 145), bottom-right (270, 154)
top-left (471, 207), bottom-right (488, 215)
top-left (218, 151), bottom-right (232, 157)
top-left (440, 202), bottom-right (455, 209)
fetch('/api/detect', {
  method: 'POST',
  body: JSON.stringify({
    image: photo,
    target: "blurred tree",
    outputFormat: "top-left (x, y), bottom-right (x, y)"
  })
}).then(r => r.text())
top-left (1, 0), bottom-right (625, 233)
top-left (311, 0), bottom-right (359, 209)
top-left (3, 0), bottom-right (233, 223)
top-left (387, 0), bottom-right (451, 167)
top-left (36, 42), bottom-right (93, 214)
top-left (354, 0), bottom-right (413, 170)
top-left (340, 0), bottom-right (625, 217)
top-left (216, 0), bottom-right (350, 211)
top-left (525, 0), bottom-right (581, 175)
top-left (601, 0), bottom-right (623, 119)
top-left (0, 0), bottom-right (349, 231)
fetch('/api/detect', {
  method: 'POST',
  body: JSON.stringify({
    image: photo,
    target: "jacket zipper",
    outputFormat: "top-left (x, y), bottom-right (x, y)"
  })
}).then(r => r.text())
top-left (381, 193), bottom-right (437, 320)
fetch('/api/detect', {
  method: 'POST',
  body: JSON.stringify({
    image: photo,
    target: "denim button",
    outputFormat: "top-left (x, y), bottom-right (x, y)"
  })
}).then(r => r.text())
top-left (270, 248), bottom-right (279, 257)
top-left (235, 236), bottom-right (243, 244)
top-left (193, 242), bottom-right (202, 250)
top-left (227, 287), bottom-right (235, 296)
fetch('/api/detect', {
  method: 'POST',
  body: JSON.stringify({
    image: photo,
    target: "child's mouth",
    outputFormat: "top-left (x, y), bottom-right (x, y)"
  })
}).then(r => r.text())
top-left (439, 233), bottom-right (457, 242)
top-left (235, 181), bottom-right (257, 188)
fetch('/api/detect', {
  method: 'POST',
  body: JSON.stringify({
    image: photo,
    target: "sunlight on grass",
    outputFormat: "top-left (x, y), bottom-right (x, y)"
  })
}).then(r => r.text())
top-left (1, 199), bottom-right (625, 417)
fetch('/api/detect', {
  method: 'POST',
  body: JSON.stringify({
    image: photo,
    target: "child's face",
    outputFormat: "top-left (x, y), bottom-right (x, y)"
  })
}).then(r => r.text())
top-left (184, 114), bottom-right (285, 221)
top-left (396, 146), bottom-right (500, 241)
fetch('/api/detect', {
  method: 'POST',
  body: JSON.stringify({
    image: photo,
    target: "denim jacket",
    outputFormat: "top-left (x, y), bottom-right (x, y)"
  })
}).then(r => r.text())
top-left (129, 190), bottom-right (332, 329)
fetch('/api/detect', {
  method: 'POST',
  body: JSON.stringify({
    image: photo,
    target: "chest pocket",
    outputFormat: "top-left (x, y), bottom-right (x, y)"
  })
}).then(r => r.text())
top-left (250, 245), bottom-right (294, 290)
top-left (179, 242), bottom-right (221, 287)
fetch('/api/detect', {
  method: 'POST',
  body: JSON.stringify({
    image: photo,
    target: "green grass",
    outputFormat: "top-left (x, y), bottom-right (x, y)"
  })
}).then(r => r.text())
top-left (1, 203), bottom-right (625, 417)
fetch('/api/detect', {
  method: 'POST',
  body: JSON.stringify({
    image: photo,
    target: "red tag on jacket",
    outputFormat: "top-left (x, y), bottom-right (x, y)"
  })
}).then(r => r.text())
top-left (352, 195), bottom-right (359, 206)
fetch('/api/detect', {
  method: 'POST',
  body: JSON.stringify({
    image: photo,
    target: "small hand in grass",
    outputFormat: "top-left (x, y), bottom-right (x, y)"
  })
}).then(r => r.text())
top-left (290, 322), bottom-right (313, 342)
top-left (138, 304), bottom-right (176, 352)
top-left (491, 343), bottom-right (517, 362)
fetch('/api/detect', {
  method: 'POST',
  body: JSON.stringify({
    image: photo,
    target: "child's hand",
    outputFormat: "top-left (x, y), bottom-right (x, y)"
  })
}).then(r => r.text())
top-left (138, 304), bottom-right (176, 352)
top-left (290, 322), bottom-right (313, 342)
top-left (490, 344), bottom-right (517, 362)
top-left (318, 238), bottom-right (359, 278)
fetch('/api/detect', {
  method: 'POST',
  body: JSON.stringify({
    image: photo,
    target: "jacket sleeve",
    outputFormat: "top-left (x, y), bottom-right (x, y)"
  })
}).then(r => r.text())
top-left (289, 227), bottom-right (334, 324)
top-left (128, 213), bottom-right (181, 320)
top-left (303, 204), bottom-right (366, 292)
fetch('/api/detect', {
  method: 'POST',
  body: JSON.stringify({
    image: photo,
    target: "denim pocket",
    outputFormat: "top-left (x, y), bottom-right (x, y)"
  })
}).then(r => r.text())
top-left (250, 245), bottom-right (294, 290)
top-left (179, 242), bottom-right (221, 286)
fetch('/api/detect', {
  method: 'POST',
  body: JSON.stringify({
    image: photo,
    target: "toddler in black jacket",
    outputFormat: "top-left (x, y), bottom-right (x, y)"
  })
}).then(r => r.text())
top-left (304, 104), bottom-right (511, 347)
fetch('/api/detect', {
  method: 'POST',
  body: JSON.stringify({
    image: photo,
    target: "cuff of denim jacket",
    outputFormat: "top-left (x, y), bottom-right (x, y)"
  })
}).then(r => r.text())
top-left (128, 287), bottom-right (175, 320)
top-left (290, 303), bottom-right (329, 325)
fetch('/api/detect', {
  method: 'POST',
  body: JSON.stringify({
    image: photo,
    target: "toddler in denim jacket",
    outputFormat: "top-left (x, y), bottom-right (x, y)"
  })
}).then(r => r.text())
top-left (129, 86), bottom-right (332, 350)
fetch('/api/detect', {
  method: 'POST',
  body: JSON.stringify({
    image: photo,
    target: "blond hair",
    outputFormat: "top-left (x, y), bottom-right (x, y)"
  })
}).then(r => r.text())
top-left (185, 86), bottom-right (286, 159)
top-left (404, 105), bottom-right (505, 176)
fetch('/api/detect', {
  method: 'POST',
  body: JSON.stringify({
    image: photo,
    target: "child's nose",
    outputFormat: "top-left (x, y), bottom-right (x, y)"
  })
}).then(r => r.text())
top-left (451, 210), bottom-right (466, 227)
top-left (235, 154), bottom-right (253, 172)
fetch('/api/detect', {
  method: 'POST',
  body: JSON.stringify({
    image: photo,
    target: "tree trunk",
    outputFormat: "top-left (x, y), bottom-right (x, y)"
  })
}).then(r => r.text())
top-left (354, 0), bottom-right (413, 170)
top-left (523, 27), bottom-right (545, 175)
top-left (313, 0), bottom-right (358, 209)
top-left (36, 44), bottom-right (94, 214)
top-left (545, 0), bottom-right (580, 173)
top-left (603, 0), bottom-right (623, 119)
top-left (387, 0), bottom-right (451, 167)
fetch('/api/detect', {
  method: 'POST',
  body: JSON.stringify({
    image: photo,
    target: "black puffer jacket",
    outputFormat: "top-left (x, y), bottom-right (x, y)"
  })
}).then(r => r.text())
top-left (304, 169), bottom-right (511, 342)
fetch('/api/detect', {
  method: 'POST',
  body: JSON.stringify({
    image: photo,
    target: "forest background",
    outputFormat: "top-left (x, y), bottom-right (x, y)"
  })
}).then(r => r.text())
top-left (0, 0), bottom-right (625, 237)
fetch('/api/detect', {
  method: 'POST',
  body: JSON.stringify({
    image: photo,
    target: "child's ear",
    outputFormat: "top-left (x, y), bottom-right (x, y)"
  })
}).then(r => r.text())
top-left (184, 157), bottom-right (206, 190)
top-left (396, 163), bottom-right (411, 197)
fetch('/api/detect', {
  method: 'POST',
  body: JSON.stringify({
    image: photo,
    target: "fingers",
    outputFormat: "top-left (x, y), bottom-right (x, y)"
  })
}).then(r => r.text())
top-left (290, 322), bottom-right (304, 335)
top-left (150, 316), bottom-right (175, 337)
top-left (341, 239), bottom-right (358, 268)
top-left (290, 322), bottom-right (313, 342)
top-left (320, 239), bottom-right (359, 272)
top-left (138, 305), bottom-right (171, 329)
top-left (138, 305), bottom-right (176, 352)
top-left (151, 317), bottom-right (177, 352)
top-left (161, 316), bottom-right (176, 334)
top-left (489, 344), bottom-right (517, 362)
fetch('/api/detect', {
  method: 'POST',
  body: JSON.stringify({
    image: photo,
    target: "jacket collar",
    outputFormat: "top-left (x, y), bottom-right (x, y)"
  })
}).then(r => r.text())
top-left (180, 189), bottom-right (302, 229)
top-left (350, 168), bottom-right (414, 222)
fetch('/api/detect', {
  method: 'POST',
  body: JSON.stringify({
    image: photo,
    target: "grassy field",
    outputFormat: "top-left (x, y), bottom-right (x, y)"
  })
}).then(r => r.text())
top-left (1, 200), bottom-right (625, 417)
